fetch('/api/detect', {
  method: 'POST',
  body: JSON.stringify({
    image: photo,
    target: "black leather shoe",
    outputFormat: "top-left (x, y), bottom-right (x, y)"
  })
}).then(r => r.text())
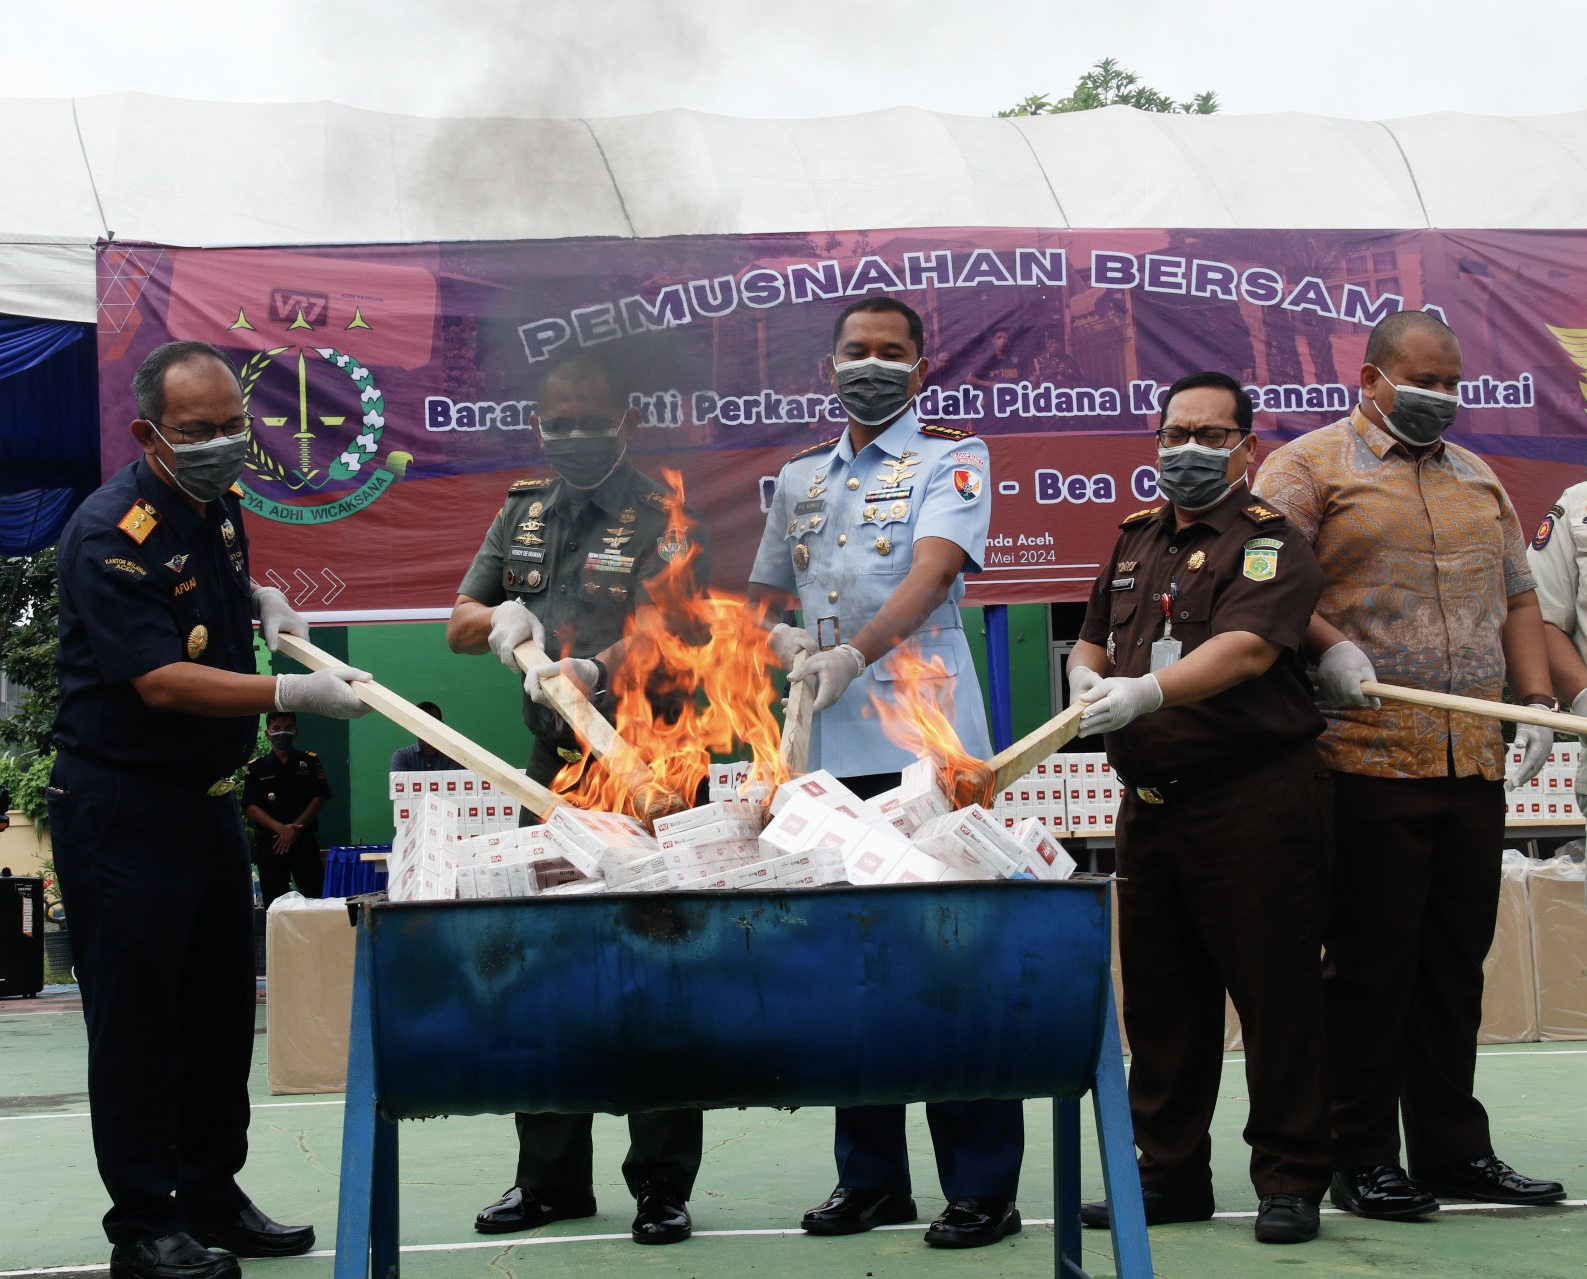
top-left (109, 1233), bottom-right (240, 1279)
top-left (475, 1186), bottom-right (598, 1234)
top-left (1080, 1187), bottom-right (1215, 1228)
top-left (1254, 1195), bottom-right (1319, 1244)
top-left (188, 1202), bottom-right (314, 1258)
top-left (801, 1186), bottom-right (918, 1235)
top-left (1330, 1166), bottom-right (1439, 1220)
top-left (924, 1199), bottom-right (1022, 1248)
top-left (631, 1181), bottom-right (691, 1244)
top-left (1411, 1156), bottom-right (1567, 1206)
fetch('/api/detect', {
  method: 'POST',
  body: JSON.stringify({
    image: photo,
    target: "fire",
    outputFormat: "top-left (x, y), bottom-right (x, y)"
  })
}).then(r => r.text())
top-left (866, 642), bottom-right (984, 800)
top-left (550, 470), bottom-right (792, 816)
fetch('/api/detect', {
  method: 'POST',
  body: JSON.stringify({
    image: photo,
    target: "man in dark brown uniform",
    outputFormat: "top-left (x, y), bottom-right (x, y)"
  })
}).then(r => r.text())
top-left (1069, 371), bottom-right (1332, 1245)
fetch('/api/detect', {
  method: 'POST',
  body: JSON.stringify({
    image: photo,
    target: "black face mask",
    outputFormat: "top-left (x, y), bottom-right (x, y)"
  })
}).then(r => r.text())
top-left (268, 731), bottom-right (296, 749)
top-left (542, 435), bottom-right (627, 490)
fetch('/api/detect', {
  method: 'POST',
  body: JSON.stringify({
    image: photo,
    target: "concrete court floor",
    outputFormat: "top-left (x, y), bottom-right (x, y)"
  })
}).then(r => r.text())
top-left (1, 986), bottom-right (1584, 1279)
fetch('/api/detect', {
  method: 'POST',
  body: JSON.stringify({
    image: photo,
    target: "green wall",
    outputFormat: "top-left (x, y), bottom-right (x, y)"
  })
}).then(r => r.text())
top-left (296, 609), bottom-right (1055, 846)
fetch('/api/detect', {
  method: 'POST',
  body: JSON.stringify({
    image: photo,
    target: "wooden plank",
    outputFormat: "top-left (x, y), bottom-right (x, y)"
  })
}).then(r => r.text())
top-left (274, 632), bottom-right (562, 819)
top-left (951, 702), bottom-right (1087, 810)
top-left (1361, 681), bottom-right (1587, 736)
top-left (778, 657), bottom-right (814, 776)
top-left (510, 640), bottom-right (686, 824)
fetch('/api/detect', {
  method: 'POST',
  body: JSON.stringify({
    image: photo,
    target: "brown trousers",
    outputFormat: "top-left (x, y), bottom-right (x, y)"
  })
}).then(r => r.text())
top-left (1115, 743), bottom-right (1333, 1200)
top-left (1326, 771), bottom-right (1503, 1172)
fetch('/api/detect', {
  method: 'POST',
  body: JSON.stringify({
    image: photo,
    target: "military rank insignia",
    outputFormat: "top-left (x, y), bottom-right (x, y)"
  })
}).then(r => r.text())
top-left (117, 500), bottom-right (161, 545)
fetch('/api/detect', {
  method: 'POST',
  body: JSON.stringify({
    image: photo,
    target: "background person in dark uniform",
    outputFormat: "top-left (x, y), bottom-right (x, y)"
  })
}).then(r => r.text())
top-left (48, 341), bottom-right (371, 1279)
top-left (446, 351), bottom-right (710, 1246)
top-left (242, 711), bottom-right (330, 905)
top-left (388, 700), bottom-right (459, 771)
top-left (1068, 372), bottom-right (1333, 1246)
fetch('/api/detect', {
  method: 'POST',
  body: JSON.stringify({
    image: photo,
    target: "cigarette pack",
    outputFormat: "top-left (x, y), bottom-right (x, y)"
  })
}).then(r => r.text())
top-left (656, 816), bottom-right (757, 851)
top-left (1013, 817), bottom-right (1077, 881)
top-left (726, 858), bottom-right (781, 890)
top-left (505, 860), bottom-right (537, 898)
top-left (526, 820), bottom-right (604, 878)
top-left (866, 787), bottom-right (914, 836)
top-left (614, 870), bottom-right (674, 893)
top-left (882, 848), bottom-right (949, 884)
top-left (455, 864), bottom-right (480, 899)
top-left (663, 839), bottom-right (759, 869)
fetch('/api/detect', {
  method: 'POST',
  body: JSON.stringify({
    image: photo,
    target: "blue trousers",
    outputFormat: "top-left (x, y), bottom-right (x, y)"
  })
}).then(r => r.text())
top-left (832, 772), bottom-right (1025, 1203)
top-left (49, 752), bottom-right (256, 1245)
top-left (834, 1101), bottom-right (1025, 1201)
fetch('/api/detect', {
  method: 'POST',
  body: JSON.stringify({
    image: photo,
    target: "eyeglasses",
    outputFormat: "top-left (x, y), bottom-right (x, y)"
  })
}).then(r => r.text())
top-left (152, 415), bottom-right (253, 443)
top-left (1156, 425), bottom-right (1249, 449)
top-left (539, 414), bottom-right (622, 440)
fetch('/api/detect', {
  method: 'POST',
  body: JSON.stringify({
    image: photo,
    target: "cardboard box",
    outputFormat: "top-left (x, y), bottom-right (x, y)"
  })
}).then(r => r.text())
top-left (652, 799), bottom-right (762, 840)
top-left (266, 893), bottom-right (357, 1094)
top-left (1013, 818), bottom-right (1077, 881)
top-left (758, 794), bottom-right (833, 856)
top-left (844, 827), bottom-right (910, 885)
top-left (770, 770), bottom-right (880, 823)
top-left (1479, 852), bottom-right (1539, 1044)
top-left (882, 848), bottom-right (949, 883)
top-left (1528, 854), bottom-right (1587, 1041)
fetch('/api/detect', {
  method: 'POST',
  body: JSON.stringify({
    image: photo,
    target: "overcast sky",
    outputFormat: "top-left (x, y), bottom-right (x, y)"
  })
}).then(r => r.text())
top-left (2, 0), bottom-right (1584, 122)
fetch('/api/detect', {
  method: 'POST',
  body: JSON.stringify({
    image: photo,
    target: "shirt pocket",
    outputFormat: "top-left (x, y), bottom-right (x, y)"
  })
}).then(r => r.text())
top-left (503, 547), bottom-right (548, 596)
top-left (870, 637), bottom-right (960, 683)
top-left (854, 502), bottom-right (913, 576)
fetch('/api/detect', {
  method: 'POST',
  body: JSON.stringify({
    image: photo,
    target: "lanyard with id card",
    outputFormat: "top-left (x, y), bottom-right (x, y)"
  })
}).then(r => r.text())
top-left (1150, 582), bottom-right (1182, 671)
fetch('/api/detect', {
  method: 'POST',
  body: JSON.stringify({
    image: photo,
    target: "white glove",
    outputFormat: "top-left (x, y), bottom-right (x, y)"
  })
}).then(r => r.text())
top-left (488, 601), bottom-right (545, 669)
top-left (1069, 664), bottom-right (1104, 705)
top-left (769, 622), bottom-right (818, 669)
top-left (250, 586), bottom-right (306, 653)
top-left (274, 665), bottom-right (373, 719)
top-left (1506, 722), bottom-right (1554, 790)
top-left (1078, 674), bottom-right (1163, 738)
top-left (526, 657), bottom-right (598, 705)
top-left (1316, 640), bottom-right (1380, 708)
top-left (791, 644), bottom-right (866, 713)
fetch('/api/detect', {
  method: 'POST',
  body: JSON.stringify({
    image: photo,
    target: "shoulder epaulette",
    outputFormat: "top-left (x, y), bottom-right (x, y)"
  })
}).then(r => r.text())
top-left (1242, 502), bottom-right (1287, 526)
top-left (643, 490), bottom-right (671, 510)
top-left (306, 750), bottom-right (319, 758)
top-left (117, 499), bottom-right (161, 545)
top-left (229, 481), bottom-right (244, 497)
top-left (789, 435), bottom-right (841, 463)
top-left (1119, 507), bottom-right (1161, 528)
top-left (508, 476), bottom-right (553, 493)
top-left (920, 422), bottom-right (975, 441)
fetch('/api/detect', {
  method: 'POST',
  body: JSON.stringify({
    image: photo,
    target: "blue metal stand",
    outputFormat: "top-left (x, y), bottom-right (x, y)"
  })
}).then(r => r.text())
top-left (984, 602), bottom-right (1013, 752)
top-left (334, 881), bottom-right (1148, 1279)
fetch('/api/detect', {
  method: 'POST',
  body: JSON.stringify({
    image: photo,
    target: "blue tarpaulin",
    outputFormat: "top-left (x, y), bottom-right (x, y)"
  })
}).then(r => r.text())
top-left (0, 315), bottom-right (100, 555)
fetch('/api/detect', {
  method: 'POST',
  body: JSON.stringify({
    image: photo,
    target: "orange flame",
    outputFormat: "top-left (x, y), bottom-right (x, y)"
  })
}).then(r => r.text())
top-left (550, 469), bottom-right (792, 816)
top-left (866, 642), bottom-right (984, 799)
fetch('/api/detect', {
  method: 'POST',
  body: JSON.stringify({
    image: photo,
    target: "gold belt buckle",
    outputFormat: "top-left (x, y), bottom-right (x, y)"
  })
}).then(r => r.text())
top-left (1136, 786), bottom-right (1165, 805)
top-left (206, 778), bottom-right (237, 797)
top-left (816, 616), bottom-right (842, 651)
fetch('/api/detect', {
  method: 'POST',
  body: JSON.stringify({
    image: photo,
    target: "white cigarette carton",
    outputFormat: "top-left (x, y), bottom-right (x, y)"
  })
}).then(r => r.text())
top-left (475, 863), bottom-right (510, 899)
top-left (455, 864), bottom-right (480, 899)
top-left (541, 879), bottom-right (608, 897)
top-left (882, 848), bottom-right (950, 884)
top-left (652, 799), bottom-right (763, 839)
top-left (548, 807), bottom-right (656, 861)
top-left (898, 757), bottom-right (951, 827)
top-left (615, 870), bottom-right (674, 893)
top-left (758, 794), bottom-right (833, 856)
top-left (656, 816), bottom-right (758, 852)
top-left (867, 787), bottom-right (915, 837)
top-left (726, 858), bottom-right (782, 890)
top-left (505, 860), bottom-right (537, 898)
top-left (769, 770), bottom-right (880, 823)
top-left (843, 826), bottom-right (911, 885)
top-left (1013, 818), bottom-right (1077, 881)
top-left (607, 852), bottom-right (673, 887)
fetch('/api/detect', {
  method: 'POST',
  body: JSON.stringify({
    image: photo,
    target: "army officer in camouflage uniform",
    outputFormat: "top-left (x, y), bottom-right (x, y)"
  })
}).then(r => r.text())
top-left (446, 351), bottom-right (710, 1246)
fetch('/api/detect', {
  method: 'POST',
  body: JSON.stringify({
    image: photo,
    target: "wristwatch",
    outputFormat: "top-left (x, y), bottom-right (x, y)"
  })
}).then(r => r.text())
top-left (1519, 693), bottom-right (1560, 713)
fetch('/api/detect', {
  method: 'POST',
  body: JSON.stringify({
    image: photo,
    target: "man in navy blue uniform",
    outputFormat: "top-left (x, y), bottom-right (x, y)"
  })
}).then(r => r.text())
top-left (50, 341), bottom-right (371, 1279)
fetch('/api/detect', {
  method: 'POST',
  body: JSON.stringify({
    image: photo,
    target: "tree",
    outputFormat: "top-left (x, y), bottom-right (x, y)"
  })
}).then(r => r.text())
top-left (999, 58), bottom-right (1219, 118)
top-left (0, 549), bottom-right (60, 757)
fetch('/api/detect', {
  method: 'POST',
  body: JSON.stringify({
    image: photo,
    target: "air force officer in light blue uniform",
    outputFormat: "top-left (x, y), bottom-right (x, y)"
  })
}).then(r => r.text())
top-left (747, 297), bottom-right (1021, 1251)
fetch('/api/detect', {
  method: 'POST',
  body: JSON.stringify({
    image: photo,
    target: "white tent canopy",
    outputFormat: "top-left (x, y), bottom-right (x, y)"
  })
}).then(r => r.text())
top-left (4, 92), bottom-right (1587, 323)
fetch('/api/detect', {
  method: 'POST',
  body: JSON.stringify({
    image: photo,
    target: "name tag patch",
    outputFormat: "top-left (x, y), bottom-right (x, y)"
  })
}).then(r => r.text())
top-left (1110, 576), bottom-right (1135, 591)
top-left (794, 498), bottom-right (827, 516)
top-left (508, 546), bottom-right (545, 562)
